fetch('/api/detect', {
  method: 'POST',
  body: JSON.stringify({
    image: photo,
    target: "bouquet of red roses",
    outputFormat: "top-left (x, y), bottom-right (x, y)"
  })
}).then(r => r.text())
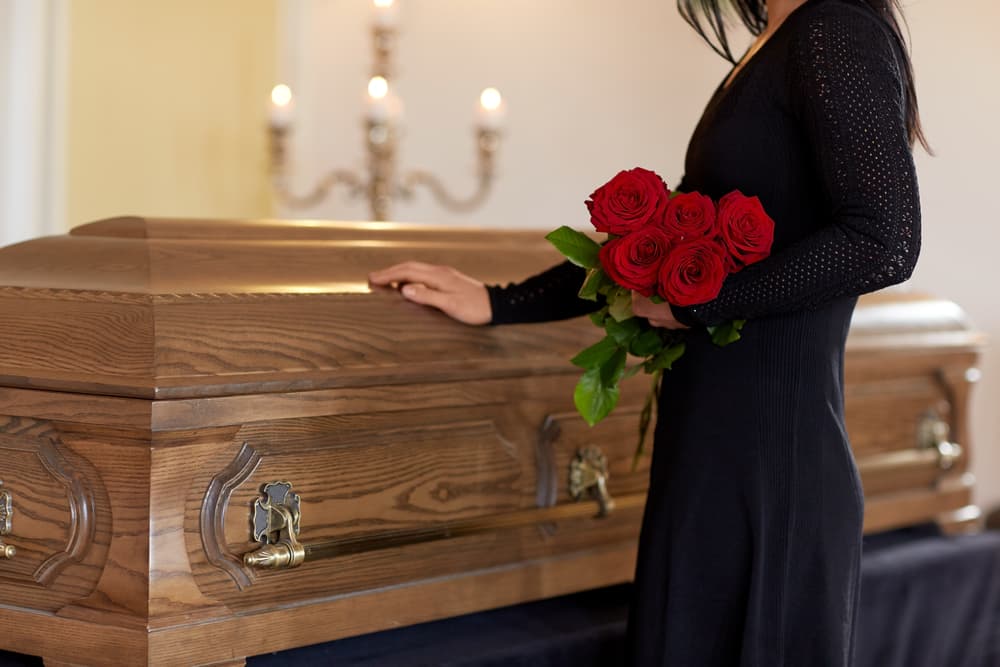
top-left (546, 167), bottom-right (775, 466)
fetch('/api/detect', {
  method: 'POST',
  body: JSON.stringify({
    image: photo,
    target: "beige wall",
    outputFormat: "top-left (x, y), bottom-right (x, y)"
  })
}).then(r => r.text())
top-left (285, 0), bottom-right (1000, 511)
top-left (906, 0), bottom-right (1000, 513)
top-left (66, 0), bottom-right (278, 228)
top-left (280, 0), bottom-right (728, 227)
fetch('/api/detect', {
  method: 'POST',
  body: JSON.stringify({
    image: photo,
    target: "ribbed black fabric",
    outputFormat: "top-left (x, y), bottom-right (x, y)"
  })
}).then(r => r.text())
top-left (487, 1), bottom-right (920, 665)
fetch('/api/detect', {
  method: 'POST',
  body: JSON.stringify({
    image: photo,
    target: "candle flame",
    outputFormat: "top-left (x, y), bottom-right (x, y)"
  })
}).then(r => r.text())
top-left (480, 87), bottom-right (502, 111)
top-left (271, 84), bottom-right (293, 107)
top-left (368, 76), bottom-right (389, 100)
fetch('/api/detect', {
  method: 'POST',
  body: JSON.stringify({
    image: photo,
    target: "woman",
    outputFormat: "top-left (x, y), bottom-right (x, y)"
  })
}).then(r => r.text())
top-left (369, 0), bottom-right (923, 663)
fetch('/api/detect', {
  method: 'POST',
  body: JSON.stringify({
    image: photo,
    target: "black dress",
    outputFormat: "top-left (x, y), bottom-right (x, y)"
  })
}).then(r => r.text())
top-left (487, 0), bottom-right (921, 665)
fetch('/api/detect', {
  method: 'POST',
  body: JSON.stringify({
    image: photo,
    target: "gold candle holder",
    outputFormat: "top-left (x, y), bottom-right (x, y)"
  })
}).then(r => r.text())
top-left (268, 5), bottom-right (504, 222)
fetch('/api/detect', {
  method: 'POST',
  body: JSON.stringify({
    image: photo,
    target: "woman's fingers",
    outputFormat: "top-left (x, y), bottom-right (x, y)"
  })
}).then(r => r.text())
top-left (400, 282), bottom-right (451, 311)
top-left (368, 262), bottom-right (450, 290)
top-left (630, 290), bottom-right (689, 330)
top-left (369, 262), bottom-right (492, 326)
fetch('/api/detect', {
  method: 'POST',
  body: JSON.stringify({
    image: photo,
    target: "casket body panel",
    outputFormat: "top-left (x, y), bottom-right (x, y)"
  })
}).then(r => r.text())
top-left (844, 294), bottom-right (982, 533)
top-left (0, 218), bottom-right (984, 666)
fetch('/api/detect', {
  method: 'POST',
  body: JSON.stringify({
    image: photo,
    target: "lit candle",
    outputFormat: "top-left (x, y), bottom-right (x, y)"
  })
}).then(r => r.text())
top-left (270, 84), bottom-right (294, 129)
top-left (477, 87), bottom-right (505, 131)
top-left (367, 76), bottom-right (391, 122)
top-left (372, 0), bottom-right (398, 29)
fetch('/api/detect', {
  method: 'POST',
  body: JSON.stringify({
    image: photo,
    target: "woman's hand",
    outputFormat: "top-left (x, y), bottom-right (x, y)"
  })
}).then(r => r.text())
top-left (368, 262), bottom-right (492, 325)
top-left (631, 291), bottom-right (690, 330)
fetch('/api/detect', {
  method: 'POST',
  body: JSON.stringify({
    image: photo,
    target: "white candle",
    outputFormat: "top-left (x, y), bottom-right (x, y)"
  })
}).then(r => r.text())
top-left (269, 84), bottom-right (294, 128)
top-left (477, 87), bottom-right (505, 130)
top-left (367, 76), bottom-right (390, 122)
top-left (372, 0), bottom-right (398, 29)
top-left (367, 77), bottom-right (402, 123)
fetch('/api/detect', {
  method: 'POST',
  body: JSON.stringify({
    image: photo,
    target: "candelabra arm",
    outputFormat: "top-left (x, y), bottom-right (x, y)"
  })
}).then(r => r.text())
top-left (399, 129), bottom-right (500, 214)
top-left (272, 170), bottom-right (367, 210)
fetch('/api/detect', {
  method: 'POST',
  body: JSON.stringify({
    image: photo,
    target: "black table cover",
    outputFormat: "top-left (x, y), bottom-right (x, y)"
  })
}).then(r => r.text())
top-left (2, 525), bottom-right (998, 666)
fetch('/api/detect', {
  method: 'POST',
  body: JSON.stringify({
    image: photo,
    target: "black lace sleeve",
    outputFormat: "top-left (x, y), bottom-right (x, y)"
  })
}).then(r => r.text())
top-left (674, 6), bottom-right (920, 327)
top-left (487, 260), bottom-right (601, 325)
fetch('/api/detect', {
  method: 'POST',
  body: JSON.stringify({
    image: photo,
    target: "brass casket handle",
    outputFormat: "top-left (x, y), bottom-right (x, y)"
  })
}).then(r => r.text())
top-left (243, 481), bottom-right (305, 570)
top-left (0, 481), bottom-right (16, 560)
top-left (241, 467), bottom-right (633, 572)
top-left (918, 413), bottom-right (963, 471)
top-left (569, 447), bottom-right (616, 517)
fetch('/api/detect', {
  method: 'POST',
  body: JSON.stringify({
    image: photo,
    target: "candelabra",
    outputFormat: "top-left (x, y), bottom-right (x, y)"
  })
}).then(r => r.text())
top-left (268, 0), bottom-right (505, 222)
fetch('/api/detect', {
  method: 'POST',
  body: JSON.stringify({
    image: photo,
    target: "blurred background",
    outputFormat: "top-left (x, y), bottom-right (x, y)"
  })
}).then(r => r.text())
top-left (0, 0), bottom-right (997, 513)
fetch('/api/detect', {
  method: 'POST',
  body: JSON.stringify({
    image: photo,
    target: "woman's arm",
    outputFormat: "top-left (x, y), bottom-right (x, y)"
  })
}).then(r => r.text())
top-left (487, 260), bottom-right (602, 325)
top-left (367, 258), bottom-right (600, 326)
top-left (673, 6), bottom-right (920, 327)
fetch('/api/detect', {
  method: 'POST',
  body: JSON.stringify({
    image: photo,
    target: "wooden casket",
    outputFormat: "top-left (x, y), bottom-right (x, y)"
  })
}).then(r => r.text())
top-left (0, 218), bottom-right (985, 666)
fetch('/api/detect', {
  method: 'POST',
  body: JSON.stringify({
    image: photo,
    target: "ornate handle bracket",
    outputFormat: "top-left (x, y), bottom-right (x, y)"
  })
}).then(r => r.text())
top-left (918, 413), bottom-right (963, 471)
top-left (0, 480), bottom-right (15, 559)
top-left (243, 481), bottom-right (305, 570)
top-left (569, 447), bottom-right (616, 517)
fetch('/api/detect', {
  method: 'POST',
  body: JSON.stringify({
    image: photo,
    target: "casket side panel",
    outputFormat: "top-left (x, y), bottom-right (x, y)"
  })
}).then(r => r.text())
top-left (846, 346), bottom-right (980, 533)
top-left (181, 373), bottom-right (651, 615)
top-left (0, 416), bottom-right (111, 611)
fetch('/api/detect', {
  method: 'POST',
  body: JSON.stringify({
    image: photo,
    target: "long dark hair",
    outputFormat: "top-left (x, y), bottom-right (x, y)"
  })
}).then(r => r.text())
top-left (677, 0), bottom-right (930, 151)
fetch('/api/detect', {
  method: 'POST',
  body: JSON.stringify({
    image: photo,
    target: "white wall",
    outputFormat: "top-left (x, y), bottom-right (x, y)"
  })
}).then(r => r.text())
top-left (279, 0), bottom-right (730, 227)
top-left (0, 0), bottom-right (67, 244)
top-left (905, 0), bottom-right (1000, 513)
top-left (0, 2), bottom-right (10, 235)
top-left (288, 0), bottom-right (1000, 511)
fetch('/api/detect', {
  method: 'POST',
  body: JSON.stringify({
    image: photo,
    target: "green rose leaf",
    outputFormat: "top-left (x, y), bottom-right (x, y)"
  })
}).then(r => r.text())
top-left (649, 295), bottom-right (665, 305)
top-left (644, 342), bottom-right (686, 373)
top-left (707, 319), bottom-right (746, 347)
top-left (588, 306), bottom-right (610, 327)
top-left (629, 328), bottom-right (664, 357)
top-left (545, 226), bottom-right (601, 270)
top-left (623, 363), bottom-right (644, 379)
top-left (570, 335), bottom-right (620, 369)
top-left (608, 289), bottom-right (635, 322)
top-left (577, 268), bottom-right (607, 301)
top-left (574, 367), bottom-right (621, 427)
top-left (599, 346), bottom-right (628, 386)
top-left (605, 316), bottom-right (642, 346)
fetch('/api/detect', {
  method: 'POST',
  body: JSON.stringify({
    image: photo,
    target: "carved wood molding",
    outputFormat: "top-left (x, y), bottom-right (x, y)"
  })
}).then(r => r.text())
top-left (200, 442), bottom-right (262, 590)
top-left (0, 286), bottom-right (152, 305)
top-left (536, 416), bottom-right (561, 509)
top-left (151, 292), bottom-right (362, 304)
top-left (0, 286), bottom-right (357, 305)
top-left (0, 432), bottom-right (97, 587)
top-left (32, 440), bottom-right (96, 585)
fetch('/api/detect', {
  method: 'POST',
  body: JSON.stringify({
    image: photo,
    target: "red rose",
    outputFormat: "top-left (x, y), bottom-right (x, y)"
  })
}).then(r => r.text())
top-left (586, 168), bottom-right (670, 235)
top-left (600, 227), bottom-right (672, 297)
top-left (658, 239), bottom-right (728, 307)
top-left (717, 190), bottom-right (775, 272)
top-left (661, 192), bottom-right (717, 242)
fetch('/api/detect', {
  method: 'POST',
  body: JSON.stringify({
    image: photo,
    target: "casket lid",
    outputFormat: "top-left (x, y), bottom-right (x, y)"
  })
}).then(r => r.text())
top-left (0, 217), bottom-right (983, 399)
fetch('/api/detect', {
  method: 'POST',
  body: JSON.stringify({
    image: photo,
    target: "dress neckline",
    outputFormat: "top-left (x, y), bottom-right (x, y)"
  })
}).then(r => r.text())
top-left (713, 0), bottom-right (818, 100)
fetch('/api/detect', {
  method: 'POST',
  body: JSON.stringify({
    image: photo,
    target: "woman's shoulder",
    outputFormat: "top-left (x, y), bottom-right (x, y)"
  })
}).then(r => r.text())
top-left (790, 0), bottom-right (895, 40)
top-left (781, 0), bottom-right (905, 102)
top-left (785, 0), bottom-right (901, 65)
